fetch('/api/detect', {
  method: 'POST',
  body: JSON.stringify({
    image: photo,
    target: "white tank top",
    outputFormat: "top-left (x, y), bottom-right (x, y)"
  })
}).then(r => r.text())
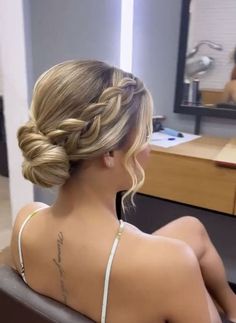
top-left (18, 207), bottom-right (125, 323)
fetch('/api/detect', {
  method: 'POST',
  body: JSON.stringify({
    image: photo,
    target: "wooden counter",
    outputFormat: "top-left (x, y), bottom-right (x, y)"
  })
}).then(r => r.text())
top-left (201, 89), bottom-right (223, 105)
top-left (140, 137), bottom-right (236, 215)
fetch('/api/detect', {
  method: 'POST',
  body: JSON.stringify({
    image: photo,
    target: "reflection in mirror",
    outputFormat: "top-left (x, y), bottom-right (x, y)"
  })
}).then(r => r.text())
top-left (182, 0), bottom-right (236, 109)
top-left (223, 48), bottom-right (236, 104)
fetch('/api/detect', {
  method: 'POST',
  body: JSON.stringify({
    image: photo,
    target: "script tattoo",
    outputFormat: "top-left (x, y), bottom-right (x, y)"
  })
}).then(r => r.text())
top-left (53, 232), bottom-right (68, 304)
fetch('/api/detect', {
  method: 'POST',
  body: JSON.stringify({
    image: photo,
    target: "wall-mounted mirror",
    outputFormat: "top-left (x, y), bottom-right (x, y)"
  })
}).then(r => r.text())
top-left (174, 0), bottom-right (236, 125)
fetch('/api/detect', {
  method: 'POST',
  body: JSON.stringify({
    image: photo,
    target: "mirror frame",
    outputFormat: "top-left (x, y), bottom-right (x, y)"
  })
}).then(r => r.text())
top-left (174, 0), bottom-right (236, 121)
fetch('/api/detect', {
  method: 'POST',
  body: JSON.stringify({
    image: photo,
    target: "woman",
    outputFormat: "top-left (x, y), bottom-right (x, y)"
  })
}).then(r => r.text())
top-left (11, 60), bottom-right (236, 323)
top-left (222, 47), bottom-right (236, 104)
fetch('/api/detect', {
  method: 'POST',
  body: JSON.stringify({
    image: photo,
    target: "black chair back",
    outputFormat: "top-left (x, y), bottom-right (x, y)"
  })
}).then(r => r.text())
top-left (0, 265), bottom-right (94, 323)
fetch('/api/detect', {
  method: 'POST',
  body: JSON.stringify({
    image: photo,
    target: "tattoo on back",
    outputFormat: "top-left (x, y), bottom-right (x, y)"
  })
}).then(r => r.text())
top-left (53, 232), bottom-right (68, 304)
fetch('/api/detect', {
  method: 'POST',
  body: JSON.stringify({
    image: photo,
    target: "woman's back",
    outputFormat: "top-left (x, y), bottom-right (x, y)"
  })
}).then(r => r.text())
top-left (12, 60), bottom-right (217, 322)
top-left (11, 202), bottom-right (212, 323)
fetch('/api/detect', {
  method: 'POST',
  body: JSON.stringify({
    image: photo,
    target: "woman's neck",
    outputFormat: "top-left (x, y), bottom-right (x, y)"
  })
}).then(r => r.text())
top-left (51, 174), bottom-right (119, 222)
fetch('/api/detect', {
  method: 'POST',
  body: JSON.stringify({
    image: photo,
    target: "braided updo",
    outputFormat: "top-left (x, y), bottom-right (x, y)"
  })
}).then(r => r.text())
top-left (18, 60), bottom-right (153, 204)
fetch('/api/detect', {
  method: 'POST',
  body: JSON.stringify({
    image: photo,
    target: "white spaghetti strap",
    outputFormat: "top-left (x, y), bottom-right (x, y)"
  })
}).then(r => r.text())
top-left (18, 207), bottom-right (47, 284)
top-left (101, 220), bottom-right (125, 323)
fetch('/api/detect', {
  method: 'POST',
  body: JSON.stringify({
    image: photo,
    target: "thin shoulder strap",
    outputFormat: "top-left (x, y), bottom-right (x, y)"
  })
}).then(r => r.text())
top-left (101, 220), bottom-right (125, 323)
top-left (18, 207), bottom-right (47, 283)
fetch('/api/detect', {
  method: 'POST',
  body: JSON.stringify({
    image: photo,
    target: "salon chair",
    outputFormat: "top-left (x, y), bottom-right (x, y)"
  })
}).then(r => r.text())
top-left (0, 265), bottom-right (232, 323)
top-left (0, 265), bottom-right (94, 323)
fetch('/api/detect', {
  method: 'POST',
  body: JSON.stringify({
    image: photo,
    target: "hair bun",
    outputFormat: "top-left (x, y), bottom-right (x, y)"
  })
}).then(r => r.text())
top-left (18, 122), bottom-right (70, 187)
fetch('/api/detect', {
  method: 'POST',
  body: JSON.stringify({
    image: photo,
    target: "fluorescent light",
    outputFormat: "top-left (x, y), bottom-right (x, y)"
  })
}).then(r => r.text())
top-left (120, 0), bottom-right (134, 72)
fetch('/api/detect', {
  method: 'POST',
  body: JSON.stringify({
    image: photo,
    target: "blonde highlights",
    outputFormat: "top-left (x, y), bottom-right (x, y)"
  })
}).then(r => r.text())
top-left (18, 60), bottom-right (153, 208)
top-left (122, 86), bottom-right (153, 211)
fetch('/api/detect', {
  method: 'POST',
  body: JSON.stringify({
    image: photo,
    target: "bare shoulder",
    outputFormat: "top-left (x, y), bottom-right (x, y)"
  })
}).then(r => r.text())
top-left (10, 202), bottom-right (48, 270)
top-left (130, 233), bottom-right (198, 292)
top-left (121, 229), bottom-right (210, 322)
top-left (12, 201), bottom-right (48, 238)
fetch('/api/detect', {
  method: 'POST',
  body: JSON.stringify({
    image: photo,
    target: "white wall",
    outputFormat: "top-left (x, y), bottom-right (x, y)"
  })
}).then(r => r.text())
top-left (27, 0), bottom-right (121, 83)
top-left (0, 0), bottom-right (34, 220)
top-left (24, 0), bottom-right (121, 204)
top-left (132, 0), bottom-right (195, 134)
top-left (1, 0), bottom-right (121, 212)
top-left (189, 0), bottom-right (236, 90)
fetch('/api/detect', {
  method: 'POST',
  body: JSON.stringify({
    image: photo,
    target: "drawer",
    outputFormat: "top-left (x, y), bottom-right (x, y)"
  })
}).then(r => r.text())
top-left (140, 152), bottom-right (236, 214)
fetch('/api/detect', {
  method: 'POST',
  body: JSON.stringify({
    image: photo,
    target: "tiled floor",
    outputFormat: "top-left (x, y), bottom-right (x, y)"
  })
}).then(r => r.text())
top-left (0, 175), bottom-right (12, 251)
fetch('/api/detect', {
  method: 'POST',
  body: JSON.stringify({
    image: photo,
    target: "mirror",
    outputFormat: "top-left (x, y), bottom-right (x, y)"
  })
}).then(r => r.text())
top-left (174, 0), bottom-right (236, 120)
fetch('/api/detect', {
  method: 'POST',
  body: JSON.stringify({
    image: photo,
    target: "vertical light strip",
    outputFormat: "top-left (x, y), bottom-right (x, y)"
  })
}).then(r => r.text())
top-left (120, 0), bottom-right (134, 72)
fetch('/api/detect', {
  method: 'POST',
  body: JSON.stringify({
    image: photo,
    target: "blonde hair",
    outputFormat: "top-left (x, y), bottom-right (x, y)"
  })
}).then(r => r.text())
top-left (18, 60), bottom-right (153, 209)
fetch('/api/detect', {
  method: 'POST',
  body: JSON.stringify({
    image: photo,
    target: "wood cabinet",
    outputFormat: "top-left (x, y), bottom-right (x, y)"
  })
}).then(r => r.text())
top-left (140, 137), bottom-right (236, 215)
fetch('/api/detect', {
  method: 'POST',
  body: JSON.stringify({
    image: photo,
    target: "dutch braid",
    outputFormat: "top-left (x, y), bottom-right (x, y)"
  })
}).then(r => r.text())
top-left (17, 60), bottom-right (153, 207)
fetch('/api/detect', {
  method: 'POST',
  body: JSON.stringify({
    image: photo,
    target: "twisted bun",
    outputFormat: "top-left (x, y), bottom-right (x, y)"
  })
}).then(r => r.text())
top-left (18, 60), bottom-right (153, 192)
top-left (18, 121), bottom-right (70, 187)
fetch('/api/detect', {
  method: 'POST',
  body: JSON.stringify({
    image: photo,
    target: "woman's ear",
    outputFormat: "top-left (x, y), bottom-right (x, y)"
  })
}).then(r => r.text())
top-left (103, 151), bottom-right (115, 168)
